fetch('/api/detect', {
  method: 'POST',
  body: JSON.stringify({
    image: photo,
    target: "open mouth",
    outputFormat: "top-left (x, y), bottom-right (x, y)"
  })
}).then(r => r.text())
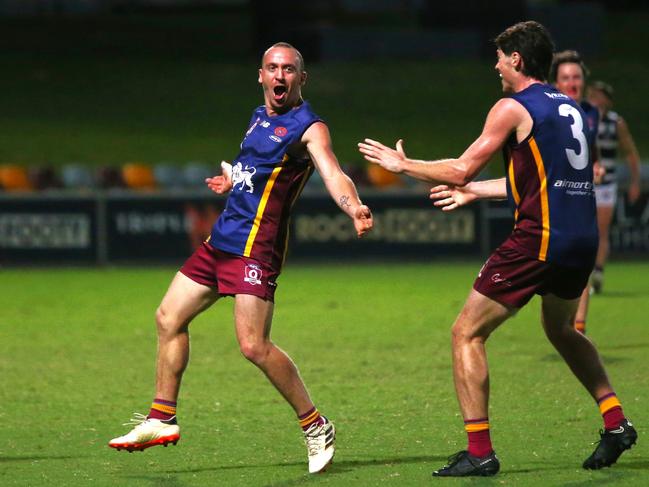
top-left (273, 85), bottom-right (287, 102)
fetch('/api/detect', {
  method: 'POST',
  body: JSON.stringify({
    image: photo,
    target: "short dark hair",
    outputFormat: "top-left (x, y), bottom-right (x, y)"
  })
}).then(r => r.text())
top-left (261, 42), bottom-right (305, 72)
top-left (589, 80), bottom-right (614, 101)
top-left (549, 50), bottom-right (590, 83)
top-left (494, 21), bottom-right (555, 82)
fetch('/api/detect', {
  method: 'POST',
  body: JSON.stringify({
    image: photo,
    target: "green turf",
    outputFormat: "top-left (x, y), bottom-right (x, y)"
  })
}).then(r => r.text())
top-left (0, 261), bottom-right (647, 486)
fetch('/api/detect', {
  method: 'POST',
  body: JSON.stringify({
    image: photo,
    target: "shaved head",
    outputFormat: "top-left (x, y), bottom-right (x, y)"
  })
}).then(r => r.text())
top-left (262, 42), bottom-right (305, 72)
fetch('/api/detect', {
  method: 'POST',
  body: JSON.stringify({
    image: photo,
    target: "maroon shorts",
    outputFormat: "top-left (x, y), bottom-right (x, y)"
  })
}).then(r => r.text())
top-left (180, 242), bottom-right (278, 302)
top-left (473, 239), bottom-right (591, 309)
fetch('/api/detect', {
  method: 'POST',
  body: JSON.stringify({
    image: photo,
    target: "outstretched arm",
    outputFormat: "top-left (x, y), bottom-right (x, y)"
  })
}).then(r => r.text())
top-left (617, 116), bottom-right (641, 204)
top-left (430, 178), bottom-right (507, 211)
top-left (205, 161), bottom-right (233, 193)
top-left (358, 98), bottom-right (527, 186)
top-left (303, 122), bottom-right (373, 237)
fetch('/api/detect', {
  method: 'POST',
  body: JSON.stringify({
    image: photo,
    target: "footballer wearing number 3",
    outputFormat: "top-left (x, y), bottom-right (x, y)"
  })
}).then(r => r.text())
top-left (359, 20), bottom-right (636, 477)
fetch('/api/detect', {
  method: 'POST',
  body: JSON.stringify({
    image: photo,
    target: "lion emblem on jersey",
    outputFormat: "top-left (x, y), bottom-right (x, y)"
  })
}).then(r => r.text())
top-left (232, 162), bottom-right (256, 193)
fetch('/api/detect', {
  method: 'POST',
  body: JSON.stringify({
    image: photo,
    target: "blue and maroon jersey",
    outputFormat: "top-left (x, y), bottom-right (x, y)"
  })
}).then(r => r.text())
top-left (503, 83), bottom-right (598, 268)
top-left (209, 101), bottom-right (320, 270)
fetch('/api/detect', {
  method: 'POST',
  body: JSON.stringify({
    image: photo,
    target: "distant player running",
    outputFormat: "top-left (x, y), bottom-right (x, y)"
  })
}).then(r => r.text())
top-left (587, 80), bottom-right (642, 292)
top-left (109, 42), bottom-right (373, 474)
top-left (359, 21), bottom-right (636, 476)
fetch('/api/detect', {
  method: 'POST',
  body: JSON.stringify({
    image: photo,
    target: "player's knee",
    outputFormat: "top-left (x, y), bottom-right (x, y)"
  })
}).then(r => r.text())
top-left (155, 306), bottom-right (183, 337)
top-left (451, 321), bottom-right (487, 343)
top-left (238, 339), bottom-right (270, 365)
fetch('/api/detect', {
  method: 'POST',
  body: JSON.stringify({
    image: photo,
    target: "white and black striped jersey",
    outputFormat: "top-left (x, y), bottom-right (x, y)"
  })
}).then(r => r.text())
top-left (597, 110), bottom-right (619, 185)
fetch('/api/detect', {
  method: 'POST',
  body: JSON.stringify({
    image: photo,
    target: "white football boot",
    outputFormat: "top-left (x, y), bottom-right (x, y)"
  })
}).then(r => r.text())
top-left (304, 417), bottom-right (335, 473)
top-left (108, 413), bottom-right (180, 452)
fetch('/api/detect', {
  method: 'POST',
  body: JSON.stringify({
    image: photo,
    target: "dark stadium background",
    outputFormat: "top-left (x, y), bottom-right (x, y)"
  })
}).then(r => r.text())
top-left (1, 0), bottom-right (647, 264)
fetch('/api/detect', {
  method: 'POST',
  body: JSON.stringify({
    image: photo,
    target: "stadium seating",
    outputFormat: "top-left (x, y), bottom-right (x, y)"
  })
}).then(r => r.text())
top-left (0, 164), bottom-right (33, 191)
top-left (122, 162), bottom-right (156, 190)
top-left (29, 165), bottom-right (62, 190)
top-left (96, 165), bottom-right (125, 189)
top-left (0, 161), bottom-right (449, 193)
top-left (153, 163), bottom-right (184, 190)
top-left (182, 161), bottom-right (213, 188)
top-left (61, 164), bottom-right (95, 189)
top-left (344, 164), bottom-right (371, 187)
top-left (366, 164), bottom-right (402, 188)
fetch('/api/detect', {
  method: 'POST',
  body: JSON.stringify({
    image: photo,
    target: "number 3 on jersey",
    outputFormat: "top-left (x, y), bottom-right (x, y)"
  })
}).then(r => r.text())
top-left (558, 103), bottom-right (589, 170)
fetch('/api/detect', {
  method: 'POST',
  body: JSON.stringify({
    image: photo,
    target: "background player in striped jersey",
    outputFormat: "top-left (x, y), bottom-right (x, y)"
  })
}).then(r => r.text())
top-left (359, 21), bottom-right (636, 477)
top-left (549, 50), bottom-right (599, 333)
top-left (587, 80), bottom-right (642, 293)
top-left (109, 42), bottom-right (373, 474)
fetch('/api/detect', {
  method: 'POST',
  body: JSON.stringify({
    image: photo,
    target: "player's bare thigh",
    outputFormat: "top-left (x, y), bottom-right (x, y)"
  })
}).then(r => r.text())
top-left (157, 272), bottom-right (220, 331)
top-left (539, 292), bottom-right (580, 336)
top-left (234, 293), bottom-right (274, 344)
top-left (453, 289), bottom-right (516, 340)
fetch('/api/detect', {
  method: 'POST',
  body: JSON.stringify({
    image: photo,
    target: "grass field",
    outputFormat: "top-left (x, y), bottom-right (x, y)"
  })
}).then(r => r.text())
top-left (1, 261), bottom-right (648, 486)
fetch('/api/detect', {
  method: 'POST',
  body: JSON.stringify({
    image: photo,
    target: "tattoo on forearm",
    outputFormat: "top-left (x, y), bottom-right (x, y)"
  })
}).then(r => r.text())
top-left (339, 195), bottom-right (351, 209)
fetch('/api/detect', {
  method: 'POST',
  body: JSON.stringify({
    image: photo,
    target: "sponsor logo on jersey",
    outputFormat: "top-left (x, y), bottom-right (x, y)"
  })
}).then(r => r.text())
top-left (554, 179), bottom-right (593, 196)
top-left (544, 92), bottom-right (570, 100)
top-left (245, 118), bottom-right (260, 137)
top-left (244, 263), bottom-right (262, 285)
top-left (553, 179), bottom-right (593, 190)
top-left (260, 121), bottom-right (270, 128)
top-left (268, 126), bottom-right (287, 143)
top-left (232, 162), bottom-right (256, 193)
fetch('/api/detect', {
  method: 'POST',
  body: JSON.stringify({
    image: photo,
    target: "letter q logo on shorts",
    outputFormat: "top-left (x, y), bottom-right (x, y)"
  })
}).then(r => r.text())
top-left (244, 264), bottom-right (263, 286)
